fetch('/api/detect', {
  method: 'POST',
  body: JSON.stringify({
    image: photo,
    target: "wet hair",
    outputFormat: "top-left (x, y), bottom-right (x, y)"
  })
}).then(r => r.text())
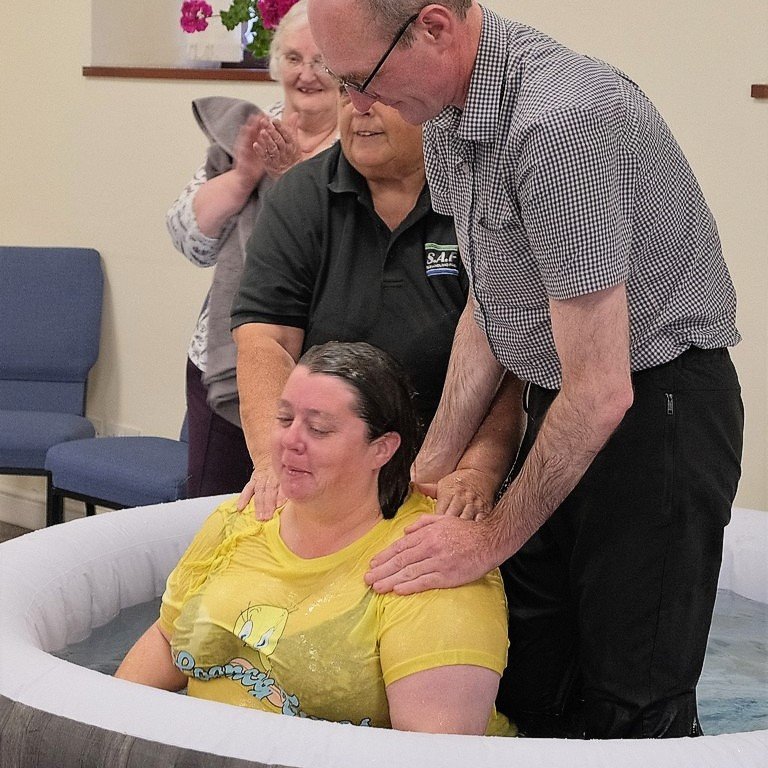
top-left (269, 0), bottom-right (311, 80)
top-left (358, 0), bottom-right (472, 45)
top-left (298, 341), bottom-right (422, 518)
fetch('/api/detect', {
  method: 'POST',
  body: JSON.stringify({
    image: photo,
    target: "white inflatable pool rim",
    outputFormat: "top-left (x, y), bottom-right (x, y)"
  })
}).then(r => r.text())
top-left (0, 497), bottom-right (766, 767)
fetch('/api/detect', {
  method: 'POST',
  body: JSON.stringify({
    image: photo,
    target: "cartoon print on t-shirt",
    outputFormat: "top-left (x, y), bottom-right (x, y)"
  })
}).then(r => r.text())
top-left (173, 602), bottom-right (297, 712)
top-left (233, 603), bottom-right (289, 669)
top-left (173, 602), bottom-right (371, 725)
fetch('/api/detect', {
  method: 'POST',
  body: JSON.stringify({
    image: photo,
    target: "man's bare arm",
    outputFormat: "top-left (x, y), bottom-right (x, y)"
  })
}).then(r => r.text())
top-left (412, 296), bottom-right (505, 483)
top-left (417, 373), bottom-right (526, 519)
top-left (367, 282), bottom-right (634, 593)
top-left (487, 281), bottom-right (633, 551)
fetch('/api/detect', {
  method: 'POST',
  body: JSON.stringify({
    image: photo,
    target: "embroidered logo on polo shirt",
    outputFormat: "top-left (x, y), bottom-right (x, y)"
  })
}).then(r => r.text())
top-left (424, 243), bottom-right (460, 277)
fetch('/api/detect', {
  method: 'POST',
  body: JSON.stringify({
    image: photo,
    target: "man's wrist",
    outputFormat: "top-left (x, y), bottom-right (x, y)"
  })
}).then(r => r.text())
top-left (413, 444), bottom-right (462, 483)
top-left (452, 466), bottom-right (498, 498)
top-left (481, 492), bottom-right (526, 567)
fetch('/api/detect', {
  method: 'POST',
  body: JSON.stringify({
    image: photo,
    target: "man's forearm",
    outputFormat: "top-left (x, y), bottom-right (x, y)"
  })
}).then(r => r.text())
top-left (486, 284), bottom-right (634, 561)
top-left (456, 373), bottom-right (526, 492)
top-left (365, 287), bottom-right (635, 596)
top-left (487, 388), bottom-right (623, 557)
top-left (415, 299), bottom-right (504, 480)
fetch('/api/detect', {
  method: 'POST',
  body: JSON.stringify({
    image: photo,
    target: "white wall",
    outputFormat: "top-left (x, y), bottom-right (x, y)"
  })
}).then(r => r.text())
top-left (0, 0), bottom-right (765, 527)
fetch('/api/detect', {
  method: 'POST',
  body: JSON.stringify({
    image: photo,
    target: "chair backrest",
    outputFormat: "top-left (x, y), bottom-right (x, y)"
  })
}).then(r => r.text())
top-left (0, 246), bottom-right (104, 415)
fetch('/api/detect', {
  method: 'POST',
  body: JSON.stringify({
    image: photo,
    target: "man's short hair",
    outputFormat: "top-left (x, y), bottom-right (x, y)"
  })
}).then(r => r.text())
top-left (359, 1), bottom-right (472, 42)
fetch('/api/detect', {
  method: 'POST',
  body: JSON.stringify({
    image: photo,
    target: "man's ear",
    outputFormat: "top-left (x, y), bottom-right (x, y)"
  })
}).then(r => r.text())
top-left (419, 4), bottom-right (455, 46)
top-left (370, 431), bottom-right (402, 469)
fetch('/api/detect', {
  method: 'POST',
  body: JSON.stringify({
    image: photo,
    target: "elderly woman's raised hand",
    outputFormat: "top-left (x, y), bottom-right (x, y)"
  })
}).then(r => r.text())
top-left (252, 113), bottom-right (301, 180)
top-left (232, 115), bottom-right (269, 191)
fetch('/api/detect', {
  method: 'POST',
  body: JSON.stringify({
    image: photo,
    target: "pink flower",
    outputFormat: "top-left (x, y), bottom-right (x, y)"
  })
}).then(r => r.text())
top-left (257, 0), bottom-right (299, 30)
top-left (256, 0), bottom-right (280, 29)
top-left (277, 0), bottom-right (299, 17)
top-left (180, 1), bottom-right (214, 34)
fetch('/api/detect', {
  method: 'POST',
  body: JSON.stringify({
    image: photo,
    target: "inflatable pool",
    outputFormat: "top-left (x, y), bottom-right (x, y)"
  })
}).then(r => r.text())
top-left (1, 497), bottom-right (766, 767)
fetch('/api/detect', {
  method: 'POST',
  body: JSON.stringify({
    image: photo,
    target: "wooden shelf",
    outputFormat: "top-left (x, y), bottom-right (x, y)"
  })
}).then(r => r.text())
top-left (751, 84), bottom-right (768, 99)
top-left (82, 66), bottom-right (272, 82)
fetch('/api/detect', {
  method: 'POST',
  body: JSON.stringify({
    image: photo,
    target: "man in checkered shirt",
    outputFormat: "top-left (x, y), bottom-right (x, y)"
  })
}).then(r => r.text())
top-left (309, 0), bottom-right (744, 739)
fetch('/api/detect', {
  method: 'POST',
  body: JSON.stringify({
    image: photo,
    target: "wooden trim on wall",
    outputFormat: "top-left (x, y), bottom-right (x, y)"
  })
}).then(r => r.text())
top-left (82, 66), bottom-right (273, 82)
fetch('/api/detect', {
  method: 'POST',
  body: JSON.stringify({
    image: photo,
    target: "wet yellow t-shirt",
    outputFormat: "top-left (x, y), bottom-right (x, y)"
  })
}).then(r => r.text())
top-left (159, 491), bottom-right (513, 735)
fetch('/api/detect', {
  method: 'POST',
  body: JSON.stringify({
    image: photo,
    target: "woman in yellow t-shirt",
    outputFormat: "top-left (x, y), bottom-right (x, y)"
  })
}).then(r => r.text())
top-left (116, 341), bottom-right (513, 736)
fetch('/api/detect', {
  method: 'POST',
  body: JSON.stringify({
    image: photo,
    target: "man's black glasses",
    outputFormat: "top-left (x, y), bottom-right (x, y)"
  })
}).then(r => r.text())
top-left (325, 12), bottom-right (420, 98)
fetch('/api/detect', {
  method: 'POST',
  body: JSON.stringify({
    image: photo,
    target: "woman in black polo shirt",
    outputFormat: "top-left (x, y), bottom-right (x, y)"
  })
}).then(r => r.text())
top-left (231, 90), bottom-right (522, 519)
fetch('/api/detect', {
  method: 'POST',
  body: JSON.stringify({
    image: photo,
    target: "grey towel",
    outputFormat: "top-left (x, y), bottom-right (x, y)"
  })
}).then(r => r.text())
top-left (192, 96), bottom-right (272, 427)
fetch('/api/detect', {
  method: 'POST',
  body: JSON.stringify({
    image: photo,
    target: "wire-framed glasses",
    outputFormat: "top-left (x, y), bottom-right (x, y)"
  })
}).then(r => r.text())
top-left (281, 53), bottom-right (328, 75)
top-left (324, 12), bottom-right (420, 98)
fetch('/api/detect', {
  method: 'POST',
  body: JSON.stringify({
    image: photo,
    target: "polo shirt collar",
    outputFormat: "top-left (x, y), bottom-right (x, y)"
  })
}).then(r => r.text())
top-left (429, 6), bottom-right (510, 144)
top-left (327, 146), bottom-right (368, 197)
top-left (327, 147), bottom-right (432, 224)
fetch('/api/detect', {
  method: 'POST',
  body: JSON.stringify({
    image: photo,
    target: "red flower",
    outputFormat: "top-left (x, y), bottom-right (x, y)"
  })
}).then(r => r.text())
top-left (256, 0), bottom-right (279, 29)
top-left (257, 0), bottom-right (300, 30)
top-left (180, 0), bottom-right (214, 33)
top-left (277, 0), bottom-right (299, 17)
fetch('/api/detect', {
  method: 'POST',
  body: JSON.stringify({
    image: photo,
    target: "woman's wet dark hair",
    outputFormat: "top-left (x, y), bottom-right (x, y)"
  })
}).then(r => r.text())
top-left (298, 341), bottom-right (422, 518)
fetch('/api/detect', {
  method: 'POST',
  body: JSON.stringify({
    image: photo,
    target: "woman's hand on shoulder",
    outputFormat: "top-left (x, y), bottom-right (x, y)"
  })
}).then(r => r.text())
top-left (415, 467), bottom-right (495, 520)
top-left (236, 457), bottom-right (285, 521)
top-left (252, 113), bottom-right (301, 180)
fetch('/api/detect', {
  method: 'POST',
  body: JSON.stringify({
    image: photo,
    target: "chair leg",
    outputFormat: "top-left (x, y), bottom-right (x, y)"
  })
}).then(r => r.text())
top-left (46, 475), bottom-right (64, 526)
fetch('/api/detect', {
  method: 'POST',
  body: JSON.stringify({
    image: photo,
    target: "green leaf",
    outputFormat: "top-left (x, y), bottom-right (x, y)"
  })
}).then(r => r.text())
top-left (219, 0), bottom-right (256, 29)
top-left (245, 22), bottom-right (273, 58)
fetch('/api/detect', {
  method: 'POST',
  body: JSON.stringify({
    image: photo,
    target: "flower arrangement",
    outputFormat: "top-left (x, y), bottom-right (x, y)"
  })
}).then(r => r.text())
top-left (180, 0), bottom-right (301, 58)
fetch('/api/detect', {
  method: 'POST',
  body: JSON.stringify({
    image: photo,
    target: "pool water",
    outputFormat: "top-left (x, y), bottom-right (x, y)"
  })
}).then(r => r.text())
top-left (698, 589), bottom-right (768, 734)
top-left (54, 589), bottom-right (767, 735)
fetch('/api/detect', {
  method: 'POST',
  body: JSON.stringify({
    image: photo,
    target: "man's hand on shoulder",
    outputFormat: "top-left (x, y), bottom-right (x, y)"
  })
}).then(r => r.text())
top-left (364, 513), bottom-right (507, 595)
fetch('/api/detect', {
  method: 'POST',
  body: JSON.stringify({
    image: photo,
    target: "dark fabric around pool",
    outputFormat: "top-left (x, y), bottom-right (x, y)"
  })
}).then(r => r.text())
top-left (0, 694), bottom-right (290, 768)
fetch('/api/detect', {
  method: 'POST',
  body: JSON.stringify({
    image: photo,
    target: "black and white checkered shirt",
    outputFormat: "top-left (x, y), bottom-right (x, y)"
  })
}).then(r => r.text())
top-left (423, 7), bottom-right (740, 389)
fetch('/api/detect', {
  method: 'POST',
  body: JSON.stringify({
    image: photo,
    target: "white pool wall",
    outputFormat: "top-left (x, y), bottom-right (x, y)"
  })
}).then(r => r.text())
top-left (0, 497), bottom-right (766, 768)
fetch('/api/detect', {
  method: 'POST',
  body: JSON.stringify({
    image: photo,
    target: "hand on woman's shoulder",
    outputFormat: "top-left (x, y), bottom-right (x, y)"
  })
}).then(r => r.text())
top-left (387, 489), bottom-right (436, 532)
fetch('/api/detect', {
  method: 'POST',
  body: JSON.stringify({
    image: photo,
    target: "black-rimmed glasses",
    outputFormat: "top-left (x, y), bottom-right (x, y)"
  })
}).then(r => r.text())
top-left (325, 12), bottom-right (420, 98)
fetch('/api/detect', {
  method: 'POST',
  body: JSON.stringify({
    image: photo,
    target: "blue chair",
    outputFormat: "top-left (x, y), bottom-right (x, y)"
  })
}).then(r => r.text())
top-left (45, 417), bottom-right (189, 523)
top-left (0, 246), bottom-right (103, 526)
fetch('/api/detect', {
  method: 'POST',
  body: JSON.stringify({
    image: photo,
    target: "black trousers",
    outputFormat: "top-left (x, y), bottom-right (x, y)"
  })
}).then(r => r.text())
top-left (496, 347), bottom-right (744, 738)
top-left (185, 358), bottom-right (253, 498)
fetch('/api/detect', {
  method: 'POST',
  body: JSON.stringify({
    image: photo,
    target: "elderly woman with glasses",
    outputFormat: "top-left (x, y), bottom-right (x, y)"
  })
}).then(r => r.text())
top-left (167, 0), bottom-right (339, 500)
top-left (116, 341), bottom-right (515, 736)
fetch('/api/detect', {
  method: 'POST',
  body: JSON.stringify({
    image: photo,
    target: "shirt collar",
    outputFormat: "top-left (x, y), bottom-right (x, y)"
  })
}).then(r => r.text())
top-left (428, 6), bottom-right (511, 143)
top-left (328, 147), bottom-right (432, 222)
top-left (327, 144), bottom-right (368, 196)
